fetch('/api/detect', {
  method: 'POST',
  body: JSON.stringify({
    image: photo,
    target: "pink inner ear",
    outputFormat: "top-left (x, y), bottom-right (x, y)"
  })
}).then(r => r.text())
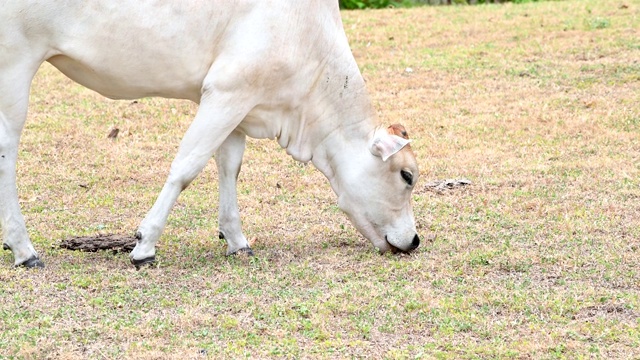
top-left (372, 130), bottom-right (411, 161)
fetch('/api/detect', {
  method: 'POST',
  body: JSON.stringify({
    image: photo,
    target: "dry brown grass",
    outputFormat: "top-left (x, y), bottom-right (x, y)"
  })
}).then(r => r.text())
top-left (2, 0), bottom-right (639, 358)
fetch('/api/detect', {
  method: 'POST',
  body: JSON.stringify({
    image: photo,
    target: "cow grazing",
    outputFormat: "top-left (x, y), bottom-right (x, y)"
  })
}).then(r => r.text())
top-left (0, 0), bottom-right (420, 268)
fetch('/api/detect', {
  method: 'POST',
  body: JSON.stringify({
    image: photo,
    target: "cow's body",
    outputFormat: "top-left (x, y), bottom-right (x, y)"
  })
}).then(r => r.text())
top-left (0, 0), bottom-right (420, 268)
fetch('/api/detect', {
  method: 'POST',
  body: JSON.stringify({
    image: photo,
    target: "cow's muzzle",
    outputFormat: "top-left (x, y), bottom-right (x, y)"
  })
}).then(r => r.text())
top-left (385, 233), bottom-right (420, 254)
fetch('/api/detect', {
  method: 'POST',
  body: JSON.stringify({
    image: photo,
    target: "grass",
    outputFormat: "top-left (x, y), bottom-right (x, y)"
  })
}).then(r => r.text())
top-left (2, 0), bottom-right (640, 358)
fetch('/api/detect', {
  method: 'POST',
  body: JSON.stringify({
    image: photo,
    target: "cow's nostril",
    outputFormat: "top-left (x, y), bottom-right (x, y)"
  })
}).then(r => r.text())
top-left (410, 234), bottom-right (420, 250)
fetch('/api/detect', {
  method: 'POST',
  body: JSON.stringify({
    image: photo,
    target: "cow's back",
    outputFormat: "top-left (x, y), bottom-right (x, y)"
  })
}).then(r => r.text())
top-left (6, 0), bottom-right (343, 102)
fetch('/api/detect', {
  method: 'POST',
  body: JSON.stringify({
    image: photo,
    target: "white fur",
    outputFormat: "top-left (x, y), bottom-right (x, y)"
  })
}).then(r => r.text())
top-left (0, 0), bottom-right (420, 266)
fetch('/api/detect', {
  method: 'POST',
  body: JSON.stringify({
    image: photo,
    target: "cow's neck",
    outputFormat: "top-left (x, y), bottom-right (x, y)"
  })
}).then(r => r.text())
top-left (276, 23), bottom-right (381, 194)
top-left (304, 68), bottom-right (380, 197)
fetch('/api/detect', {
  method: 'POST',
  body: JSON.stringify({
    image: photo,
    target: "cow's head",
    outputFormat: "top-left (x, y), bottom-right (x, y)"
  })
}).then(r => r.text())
top-left (335, 124), bottom-right (420, 254)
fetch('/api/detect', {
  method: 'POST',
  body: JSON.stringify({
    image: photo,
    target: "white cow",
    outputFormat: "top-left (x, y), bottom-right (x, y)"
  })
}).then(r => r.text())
top-left (0, 0), bottom-right (420, 268)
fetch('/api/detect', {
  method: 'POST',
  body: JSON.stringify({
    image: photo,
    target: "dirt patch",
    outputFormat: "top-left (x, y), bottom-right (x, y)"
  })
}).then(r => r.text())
top-left (423, 178), bottom-right (472, 194)
top-left (574, 304), bottom-right (638, 323)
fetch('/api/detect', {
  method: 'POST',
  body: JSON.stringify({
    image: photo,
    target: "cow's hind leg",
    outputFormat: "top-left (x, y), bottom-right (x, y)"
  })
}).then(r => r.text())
top-left (215, 130), bottom-right (253, 256)
top-left (130, 71), bottom-right (258, 268)
top-left (0, 62), bottom-right (43, 268)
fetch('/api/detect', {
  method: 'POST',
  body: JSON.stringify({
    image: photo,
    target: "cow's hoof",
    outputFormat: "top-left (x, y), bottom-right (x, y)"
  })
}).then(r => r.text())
top-left (218, 231), bottom-right (225, 240)
top-left (19, 256), bottom-right (45, 269)
top-left (228, 247), bottom-right (254, 257)
top-left (131, 256), bottom-right (156, 270)
top-left (2, 243), bottom-right (9, 251)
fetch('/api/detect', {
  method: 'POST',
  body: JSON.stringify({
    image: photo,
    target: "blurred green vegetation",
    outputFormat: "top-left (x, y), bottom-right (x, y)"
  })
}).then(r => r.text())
top-left (339, 0), bottom-right (557, 9)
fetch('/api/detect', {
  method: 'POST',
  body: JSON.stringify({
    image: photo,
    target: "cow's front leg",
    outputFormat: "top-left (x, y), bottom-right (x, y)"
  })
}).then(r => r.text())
top-left (130, 83), bottom-right (256, 268)
top-left (215, 130), bottom-right (252, 256)
top-left (0, 62), bottom-right (43, 268)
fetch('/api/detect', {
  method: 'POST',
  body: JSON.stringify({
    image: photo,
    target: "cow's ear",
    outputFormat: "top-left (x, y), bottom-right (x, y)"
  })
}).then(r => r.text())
top-left (370, 127), bottom-right (411, 162)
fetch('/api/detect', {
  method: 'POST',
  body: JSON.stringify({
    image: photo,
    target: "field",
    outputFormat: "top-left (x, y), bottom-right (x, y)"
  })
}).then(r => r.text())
top-left (2, 0), bottom-right (639, 358)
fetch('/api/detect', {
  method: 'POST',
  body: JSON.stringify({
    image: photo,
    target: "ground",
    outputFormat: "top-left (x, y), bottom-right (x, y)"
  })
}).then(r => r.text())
top-left (1, 0), bottom-right (639, 358)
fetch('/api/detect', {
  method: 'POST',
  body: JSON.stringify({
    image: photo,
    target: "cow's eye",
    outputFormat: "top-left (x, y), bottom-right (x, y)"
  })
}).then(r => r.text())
top-left (400, 170), bottom-right (413, 186)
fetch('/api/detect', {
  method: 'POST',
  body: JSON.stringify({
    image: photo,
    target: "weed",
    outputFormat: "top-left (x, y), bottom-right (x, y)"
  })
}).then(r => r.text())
top-left (586, 17), bottom-right (611, 30)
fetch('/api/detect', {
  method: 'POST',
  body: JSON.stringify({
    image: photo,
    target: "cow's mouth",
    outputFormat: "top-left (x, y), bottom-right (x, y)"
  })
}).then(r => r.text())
top-left (342, 211), bottom-right (409, 254)
top-left (384, 235), bottom-right (403, 254)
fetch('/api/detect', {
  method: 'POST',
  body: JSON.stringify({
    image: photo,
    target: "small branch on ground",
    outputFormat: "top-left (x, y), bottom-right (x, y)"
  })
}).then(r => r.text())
top-left (59, 234), bottom-right (137, 253)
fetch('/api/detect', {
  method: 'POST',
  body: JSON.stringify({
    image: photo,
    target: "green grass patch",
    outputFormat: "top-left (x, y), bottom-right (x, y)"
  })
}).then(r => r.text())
top-left (2, 0), bottom-right (639, 358)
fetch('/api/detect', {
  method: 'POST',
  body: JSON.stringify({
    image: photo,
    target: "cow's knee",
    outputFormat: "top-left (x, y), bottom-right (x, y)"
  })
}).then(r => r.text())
top-left (0, 123), bottom-right (17, 158)
top-left (166, 156), bottom-right (208, 192)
